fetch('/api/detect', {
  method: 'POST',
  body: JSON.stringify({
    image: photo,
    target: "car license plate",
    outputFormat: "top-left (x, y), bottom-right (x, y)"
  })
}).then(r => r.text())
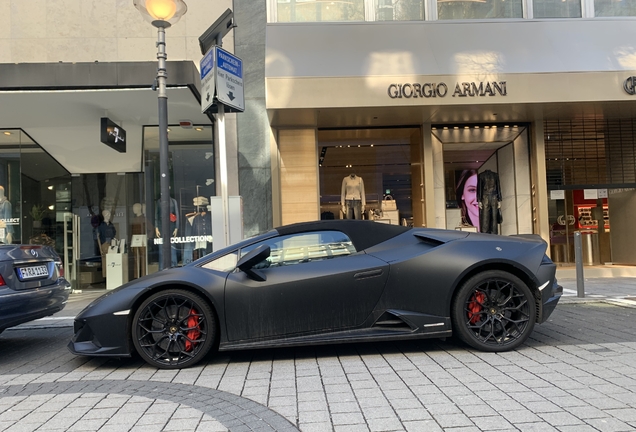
top-left (18, 265), bottom-right (49, 280)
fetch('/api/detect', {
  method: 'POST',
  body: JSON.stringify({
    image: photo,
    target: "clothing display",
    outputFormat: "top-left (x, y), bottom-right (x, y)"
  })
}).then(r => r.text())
top-left (155, 197), bottom-right (179, 270)
top-left (97, 221), bottom-right (116, 244)
top-left (0, 187), bottom-right (13, 244)
top-left (344, 200), bottom-right (363, 220)
top-left (477, 169), bottom-right (502, 234)
top-left (183, 211), bottom-right (212, 264)
top-left (341, 174), bottom-right (366, 219)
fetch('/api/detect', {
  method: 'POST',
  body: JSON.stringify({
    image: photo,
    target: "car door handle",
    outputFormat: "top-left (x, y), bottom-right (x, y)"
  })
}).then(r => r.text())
top-left (354, 269), bottom-right (383, 280)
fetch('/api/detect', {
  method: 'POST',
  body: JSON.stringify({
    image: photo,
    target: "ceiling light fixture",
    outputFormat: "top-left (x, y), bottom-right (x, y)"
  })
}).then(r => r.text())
top-left (3, 132), bottom-right (11, 136)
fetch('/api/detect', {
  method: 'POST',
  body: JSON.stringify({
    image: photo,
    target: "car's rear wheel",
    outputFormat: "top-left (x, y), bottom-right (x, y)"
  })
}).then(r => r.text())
top-left (451, 270), bottom-right (536, 352)
top-left (132, 289), bottom-right (216, 369)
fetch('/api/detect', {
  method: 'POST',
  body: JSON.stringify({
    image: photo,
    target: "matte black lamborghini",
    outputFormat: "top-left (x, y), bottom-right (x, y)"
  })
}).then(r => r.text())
top-left (69, 220), bottom-right (562, 369)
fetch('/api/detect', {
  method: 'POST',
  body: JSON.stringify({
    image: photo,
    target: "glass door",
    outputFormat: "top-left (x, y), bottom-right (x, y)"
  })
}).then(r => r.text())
top-left (71, 173), bottom-right (143, 290)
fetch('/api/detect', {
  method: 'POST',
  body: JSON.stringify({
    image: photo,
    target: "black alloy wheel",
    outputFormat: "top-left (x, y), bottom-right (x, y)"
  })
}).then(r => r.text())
top-left (451, 270), bottom-right (536, 352)
top-left (132, 289), bottom-right (216, 369)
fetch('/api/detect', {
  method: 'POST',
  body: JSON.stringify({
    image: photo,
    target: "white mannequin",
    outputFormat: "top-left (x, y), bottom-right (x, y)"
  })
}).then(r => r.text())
top-left (341, 173), bottom-right (366, 219)
top-left (133, 203), bottom-right (142, 217)
top-left (102, 210), bottom-right (111, 223)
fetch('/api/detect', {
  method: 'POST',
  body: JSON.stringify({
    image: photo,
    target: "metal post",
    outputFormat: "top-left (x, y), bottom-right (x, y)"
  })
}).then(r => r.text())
top-left (574, 231), bottom-right (585, 298)
top-left (215, 35), bottom-right (230, 248)
top-left (216, 103), bottom-right (230, 248)
top-left (156, 24), bottom-right (171, 270)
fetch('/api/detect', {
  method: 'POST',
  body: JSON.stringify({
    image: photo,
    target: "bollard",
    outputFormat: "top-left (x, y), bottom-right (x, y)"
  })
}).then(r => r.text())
top-left (574, 231), bottom-right (585, 298)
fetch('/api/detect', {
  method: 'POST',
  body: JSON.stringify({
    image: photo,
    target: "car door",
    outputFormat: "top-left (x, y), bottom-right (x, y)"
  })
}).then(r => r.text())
top-left (224, 230), bottom-right (390, 341)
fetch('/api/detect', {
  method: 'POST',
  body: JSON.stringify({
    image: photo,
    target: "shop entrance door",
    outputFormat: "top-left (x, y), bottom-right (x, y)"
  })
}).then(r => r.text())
top-left (70, 173), bottom-right (143, 290)
top-left (548, 189), bottom-right (609, 265)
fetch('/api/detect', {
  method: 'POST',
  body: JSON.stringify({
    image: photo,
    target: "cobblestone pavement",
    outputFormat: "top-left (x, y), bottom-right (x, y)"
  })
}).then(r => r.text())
top-left (1, 285), bottom-right (636, 431)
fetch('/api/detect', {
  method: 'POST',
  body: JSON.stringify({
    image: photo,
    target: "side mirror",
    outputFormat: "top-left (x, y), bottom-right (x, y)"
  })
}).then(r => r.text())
top-left (237, 244), bottom-right (270, 281)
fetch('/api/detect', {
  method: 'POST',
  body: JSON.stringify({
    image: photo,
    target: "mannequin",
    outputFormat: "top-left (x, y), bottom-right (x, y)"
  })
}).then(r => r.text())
top-left (477, 170), bottom-right (502, 234)
top-left (341, 173), bottom-right (366, 219)
top-left (184, 197), bottom-right (212, 264)
top-left (131, 203), bottom-right (146, 278)
top-left (0, 186), bottom-right (12, 244)
top-left (97, 210), bottom-right (116, 276)
top-left (155, 197), bottom-right (179, 269)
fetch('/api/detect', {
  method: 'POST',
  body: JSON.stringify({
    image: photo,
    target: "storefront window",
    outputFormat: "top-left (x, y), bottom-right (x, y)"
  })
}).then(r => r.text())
top-left (375, 0), bottom-right (425, 20)
top-left (594, 0), bottom-right (636, 16)
top-left (437, 0), bottom-right (522, 19)
top-left (533, 0), bottom-right (581, 17)
top-left (318, 128), bottom-right (420, 227)
top-left (143, 125), bottom-right (215, 274)
top-left (0, 129), bottom-right (70, 250)
top-left (545, 119), bottom-right (636, 265)
top-left (277, 0), bottom-right (365, 22)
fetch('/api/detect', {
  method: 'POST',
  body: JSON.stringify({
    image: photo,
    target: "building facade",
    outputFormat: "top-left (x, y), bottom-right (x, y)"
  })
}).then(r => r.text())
top-left (256, 0), bottom-right (636, 269)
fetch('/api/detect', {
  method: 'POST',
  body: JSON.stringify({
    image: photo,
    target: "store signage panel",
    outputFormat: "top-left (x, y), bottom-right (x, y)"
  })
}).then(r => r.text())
top-left (550, 190), bottom-right (565, 200)
top-left (584, 189), bottom-right (598, 200)
top-left (100, 118), bottom-right (126, 153)
top-left (215, 47), bottom-right (245, 112)
top-left (200, 48), bottom-right (215, 113)
top-left (387, 81), bottom-right (507, 99)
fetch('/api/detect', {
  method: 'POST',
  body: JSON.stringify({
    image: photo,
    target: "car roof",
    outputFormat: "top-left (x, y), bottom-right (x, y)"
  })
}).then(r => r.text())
top-left (275, 220), bottom-right (410, 251)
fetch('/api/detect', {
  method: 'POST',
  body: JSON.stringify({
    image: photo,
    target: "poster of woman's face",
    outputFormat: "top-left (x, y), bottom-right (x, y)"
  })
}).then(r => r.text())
top-left (456, 169), bottom-right (479, 231)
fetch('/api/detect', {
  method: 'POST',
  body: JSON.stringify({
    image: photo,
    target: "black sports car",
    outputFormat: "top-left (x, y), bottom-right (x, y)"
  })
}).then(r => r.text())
top-left (0, 245), bottom-right (70, 333)
top-left (69, 220), bottom-right (562, 369)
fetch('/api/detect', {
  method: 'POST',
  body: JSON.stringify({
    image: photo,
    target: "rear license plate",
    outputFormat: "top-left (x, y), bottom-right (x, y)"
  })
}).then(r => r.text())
top-left (18, 265), bottom-right (49, 280)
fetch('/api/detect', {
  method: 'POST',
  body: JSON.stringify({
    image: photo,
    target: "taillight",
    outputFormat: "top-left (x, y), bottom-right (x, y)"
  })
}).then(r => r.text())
top-left (0, 275), bottom-right (5, 286)
top-left (55, 262), bottom-right (64, 278)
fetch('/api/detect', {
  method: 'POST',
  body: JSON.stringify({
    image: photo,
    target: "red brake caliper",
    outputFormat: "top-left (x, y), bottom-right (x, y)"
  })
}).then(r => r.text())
top-left (467, 291), bottom-right (486, 324)
top-left (184, 309), bottom-right (201, 351)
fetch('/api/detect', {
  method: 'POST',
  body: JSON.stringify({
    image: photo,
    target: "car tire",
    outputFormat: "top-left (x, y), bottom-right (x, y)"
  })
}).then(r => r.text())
top-left (451, 270), bottom-right (536, 352)
top-left (132, 289), bottom-right (216, 369)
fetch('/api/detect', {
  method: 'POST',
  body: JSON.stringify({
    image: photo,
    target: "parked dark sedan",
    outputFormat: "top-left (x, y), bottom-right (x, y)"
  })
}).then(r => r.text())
top-left (69, 220), bottom-right (562, 369)
top-left (0, 245), bottom-right (71, 334)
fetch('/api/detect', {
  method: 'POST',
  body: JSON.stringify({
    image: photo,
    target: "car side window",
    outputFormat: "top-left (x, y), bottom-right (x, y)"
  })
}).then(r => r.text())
top-left (201, 252), bottom-right (238, 272)
top-left (239, 230), bottom-right (356, 268)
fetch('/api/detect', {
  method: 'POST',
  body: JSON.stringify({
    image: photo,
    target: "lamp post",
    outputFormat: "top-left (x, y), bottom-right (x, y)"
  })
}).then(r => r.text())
top-left (134, 0), bottom-right (187, 270)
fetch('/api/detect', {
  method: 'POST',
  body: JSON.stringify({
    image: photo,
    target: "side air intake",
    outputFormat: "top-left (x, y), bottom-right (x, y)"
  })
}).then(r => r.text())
top-left (372, 311), bottom-right (414, 330)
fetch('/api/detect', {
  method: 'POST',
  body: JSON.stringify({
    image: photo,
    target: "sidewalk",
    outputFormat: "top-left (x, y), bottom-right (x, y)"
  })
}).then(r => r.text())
top-left (558, 276), bottom-right (636, 306)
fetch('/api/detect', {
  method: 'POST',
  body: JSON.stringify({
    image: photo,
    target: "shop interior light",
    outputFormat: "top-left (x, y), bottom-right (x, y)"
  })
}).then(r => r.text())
top-left (3, 131), bottom-right (11, 136)
top-left (195, 127), bottom-right (203, 131)
top-left (47, 185), bottom-right (54, 190)
top-left (48, 205), bottom-right (55, 210)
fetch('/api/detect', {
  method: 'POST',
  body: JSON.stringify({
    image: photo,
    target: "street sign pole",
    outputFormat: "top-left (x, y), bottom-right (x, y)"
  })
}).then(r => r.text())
top-left (199, 10), bottom-right (243, 250)
top-left (216, 100), bottom-right (230, 249)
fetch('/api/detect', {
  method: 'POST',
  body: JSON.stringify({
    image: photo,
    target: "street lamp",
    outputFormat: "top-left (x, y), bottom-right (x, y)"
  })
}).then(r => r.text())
top-left (134, 0), bottom-right (187, 270)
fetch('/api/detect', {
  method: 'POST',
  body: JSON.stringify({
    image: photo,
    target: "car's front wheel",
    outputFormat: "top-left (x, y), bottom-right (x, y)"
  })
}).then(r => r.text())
top-left (132, 289), bottom-right (216, 369)
top-left (451, 270), bottom-right (536, 352)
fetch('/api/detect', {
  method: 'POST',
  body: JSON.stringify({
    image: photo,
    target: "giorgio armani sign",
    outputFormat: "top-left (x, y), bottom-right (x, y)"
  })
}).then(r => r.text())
top-left (388, 81), bottom-right (507, 99)
top-left (624, 77), bottom-right (636, 95)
